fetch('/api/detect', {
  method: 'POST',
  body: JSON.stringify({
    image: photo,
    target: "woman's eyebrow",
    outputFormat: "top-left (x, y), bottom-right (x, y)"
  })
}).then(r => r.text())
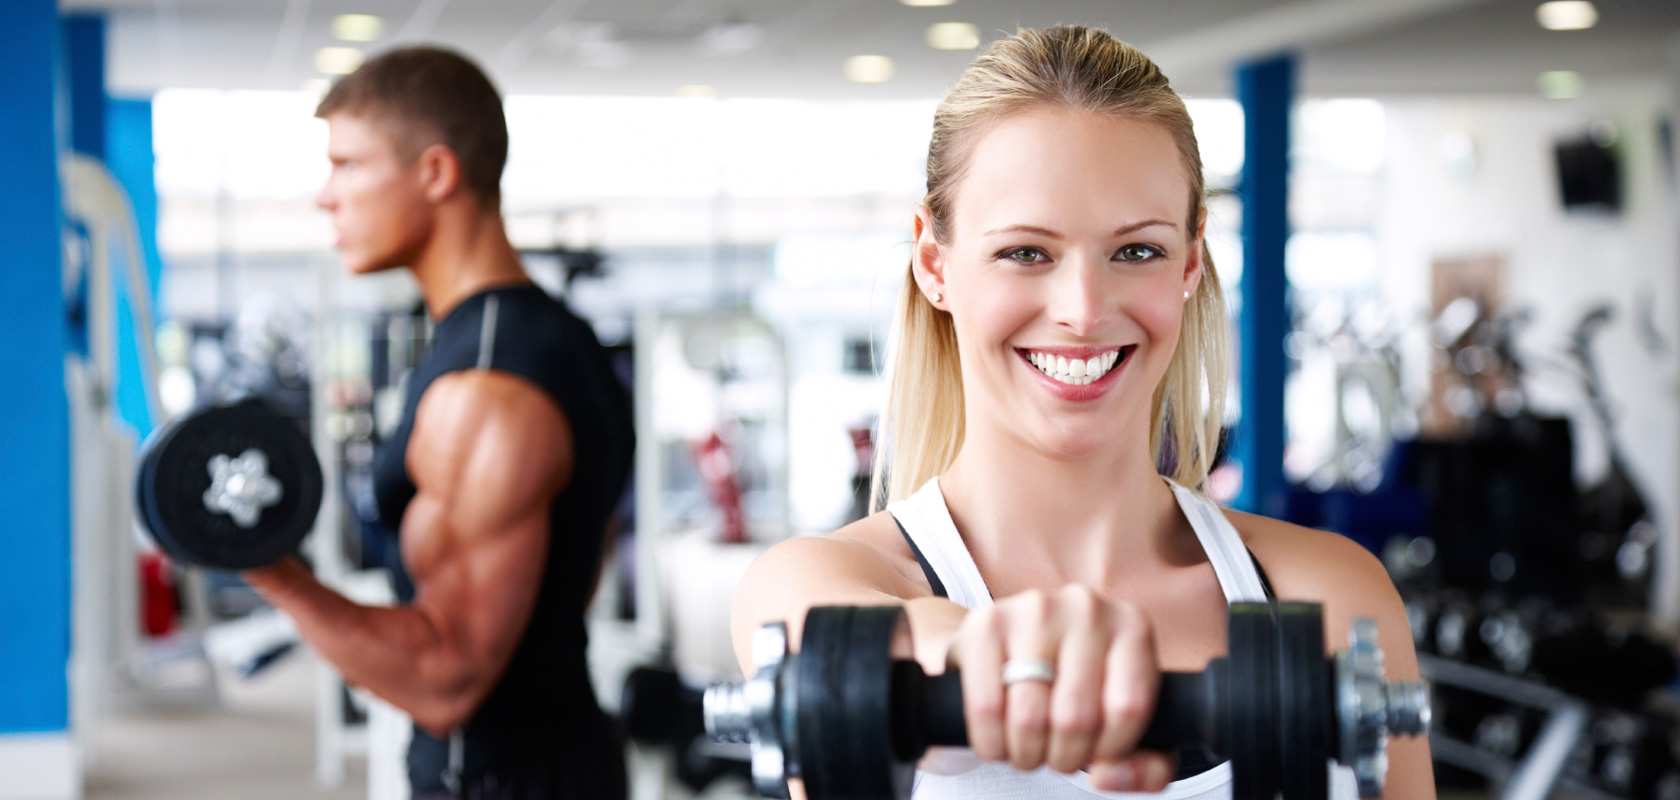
top-left (980, 223), bottom-right (1061, 238)
top-left (979, 219), bottom-right (1180, 238)
top-left (1113, 218), bottom-right (1179, 236)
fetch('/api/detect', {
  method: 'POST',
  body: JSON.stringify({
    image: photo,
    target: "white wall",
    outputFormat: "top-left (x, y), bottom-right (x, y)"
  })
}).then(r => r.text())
top-left (1377, 77), bottom-right (1680, 626)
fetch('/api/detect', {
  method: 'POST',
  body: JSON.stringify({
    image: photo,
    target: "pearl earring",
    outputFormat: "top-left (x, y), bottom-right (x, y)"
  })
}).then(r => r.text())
top-left (932, 292), bottom-right (943, 303)
top-left (1183, 290), bottom-right (1191, 301)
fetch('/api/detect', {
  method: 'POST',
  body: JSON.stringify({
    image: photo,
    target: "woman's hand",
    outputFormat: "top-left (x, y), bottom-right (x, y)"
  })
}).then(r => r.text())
top-left (948, 584), bottom-right (1175, 792)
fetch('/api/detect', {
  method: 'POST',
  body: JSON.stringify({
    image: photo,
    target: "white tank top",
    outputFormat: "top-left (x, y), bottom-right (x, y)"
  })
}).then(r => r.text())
top-left (886, 477), bottom-right (1360, 800)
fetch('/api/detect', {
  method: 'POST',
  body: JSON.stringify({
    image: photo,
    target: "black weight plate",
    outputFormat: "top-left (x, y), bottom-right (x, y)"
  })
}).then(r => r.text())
top-left (850, 608), bottom-right (916, 799)
top-left (137, 399), bottom-right (322, 570)
top-left (795, 606), bottom-right (849, 797)
top-left (1276, 603), bottom-right (1331, 800)
top-left (796, 606), bottom-right (911, 800)
top-left (796, 607), bottom-right (852, 798)
top-left (1302, 607), bottom-right (1334, 800)
top-left (134, 416), bottom-right (176, 554)
top-left (1229, 603), bottom-right (1280, 800)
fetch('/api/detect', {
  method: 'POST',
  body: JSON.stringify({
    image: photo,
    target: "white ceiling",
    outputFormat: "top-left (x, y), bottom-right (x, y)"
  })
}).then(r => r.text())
top-left (58, 0), bottom-right (1680, 100)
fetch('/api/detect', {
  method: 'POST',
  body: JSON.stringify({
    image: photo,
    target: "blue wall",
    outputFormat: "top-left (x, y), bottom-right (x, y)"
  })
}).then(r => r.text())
top-left (0, 0), bottom-right (71, 734)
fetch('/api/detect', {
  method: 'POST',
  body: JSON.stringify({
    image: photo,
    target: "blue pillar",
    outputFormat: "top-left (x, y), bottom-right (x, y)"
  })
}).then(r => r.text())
top-left (65, 14), bottom-right (105, 161)
top-left (109, 98), bottom-right (163, 438)
top-left (0, 0), bottom-right (71, 745)
top-left (63, 14), bottom-right (103, 362)
top-left (70, 12), bottom-right (159, 439)
top-left (1232, 54), bottom-right (1294, 516)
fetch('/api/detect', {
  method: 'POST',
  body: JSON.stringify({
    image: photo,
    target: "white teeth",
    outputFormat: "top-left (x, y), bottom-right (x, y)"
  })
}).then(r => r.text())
top-left (1026, 348), bottom-right (1125, 386)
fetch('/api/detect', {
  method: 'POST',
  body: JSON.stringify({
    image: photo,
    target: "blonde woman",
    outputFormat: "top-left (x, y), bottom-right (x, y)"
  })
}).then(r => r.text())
top-left (732, 26), bottom-right (1432, 800)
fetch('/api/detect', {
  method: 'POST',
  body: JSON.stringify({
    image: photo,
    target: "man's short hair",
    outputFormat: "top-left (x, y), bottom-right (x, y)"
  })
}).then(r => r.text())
top-left (316, 46), bottom-right (507, 209)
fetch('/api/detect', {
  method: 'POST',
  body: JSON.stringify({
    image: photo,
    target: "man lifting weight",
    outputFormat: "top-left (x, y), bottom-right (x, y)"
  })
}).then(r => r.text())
top-left (240, 47), bottom-right (634, 799)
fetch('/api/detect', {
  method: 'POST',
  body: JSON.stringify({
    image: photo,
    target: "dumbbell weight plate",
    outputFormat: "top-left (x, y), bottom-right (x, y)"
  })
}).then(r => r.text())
top-left (1228, 604), bottom-right (1280, 800)
top-left (1276, 603), bottom-right (1333, 800)
top-left (136, 399), bottom-right (322, 570)
top-left (795, 606), bottom-right (915, 800)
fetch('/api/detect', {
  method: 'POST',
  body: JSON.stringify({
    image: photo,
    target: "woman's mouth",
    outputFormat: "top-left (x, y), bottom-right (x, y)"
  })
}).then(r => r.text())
top-left (1020, 346), bottom-right (1134, 386)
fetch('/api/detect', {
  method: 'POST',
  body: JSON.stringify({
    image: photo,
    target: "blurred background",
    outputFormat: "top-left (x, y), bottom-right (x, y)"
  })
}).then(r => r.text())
top-left (4, 0), bottom-right (1680, 798)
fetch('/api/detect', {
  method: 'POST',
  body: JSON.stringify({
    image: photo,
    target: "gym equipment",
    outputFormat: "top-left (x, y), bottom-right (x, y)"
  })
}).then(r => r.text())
top-left (621, 665), bottom-right (754, 792)
top-left (705, 603), bottom-right (1429, 800)
top-left (136, 398), bottom-right (323, 570)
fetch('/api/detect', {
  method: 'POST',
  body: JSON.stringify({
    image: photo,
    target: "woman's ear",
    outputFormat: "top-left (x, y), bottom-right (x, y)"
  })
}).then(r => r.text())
top-left (416, 143), bottom-right (462, 204)
top-left (1183, 208), bottom-right (1207, 298)
top-left (911, 206), bottom-right (947, 308)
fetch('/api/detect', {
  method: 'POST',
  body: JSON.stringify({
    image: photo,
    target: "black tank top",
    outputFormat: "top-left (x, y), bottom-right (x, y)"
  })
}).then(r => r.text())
top-left (372, 285), bottom-right (634, 791)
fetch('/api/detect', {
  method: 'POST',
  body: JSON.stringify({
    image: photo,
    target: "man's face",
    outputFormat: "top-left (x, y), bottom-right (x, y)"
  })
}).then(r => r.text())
top-left (315, 113), bottom-right (433, 274)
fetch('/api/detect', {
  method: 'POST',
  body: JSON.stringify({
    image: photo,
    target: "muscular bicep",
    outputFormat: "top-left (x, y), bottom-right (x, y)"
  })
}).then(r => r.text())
top-left (402, 370), bottom-right (573, 704)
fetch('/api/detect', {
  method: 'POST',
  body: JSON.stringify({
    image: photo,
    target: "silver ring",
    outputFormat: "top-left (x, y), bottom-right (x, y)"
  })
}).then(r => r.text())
top-left (1001, 658), bottom-right (1056, 685)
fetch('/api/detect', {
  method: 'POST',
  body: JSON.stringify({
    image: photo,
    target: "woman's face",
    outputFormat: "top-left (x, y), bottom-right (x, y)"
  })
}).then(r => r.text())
top-left (916, 107), bottom-right (1202, 459)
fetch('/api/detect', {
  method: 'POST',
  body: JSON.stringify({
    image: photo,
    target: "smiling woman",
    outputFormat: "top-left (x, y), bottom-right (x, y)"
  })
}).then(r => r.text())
top-left (730, 24), bottom-right (1433, 800)
top-left (907, 108), bottom-right (1212, 467)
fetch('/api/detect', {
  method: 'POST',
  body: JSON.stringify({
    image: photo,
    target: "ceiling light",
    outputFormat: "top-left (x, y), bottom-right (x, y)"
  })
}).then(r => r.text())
top-left (331, 14), bottom-right (384, 42)
top-left (926, 22), bottom-right (980, 50)
top-left (1536, 1), bottom-right (1597, 31)
top-left (900, 0), bottom-right (956, 6)
top-left (678, 84), bottom-right (719, 98)
top-left (845, 55), bottom-right (894, 83)
top-left (1538, 70), bottom-right (1583, 99)
top-left (315, 47), bottom-right (364, 76)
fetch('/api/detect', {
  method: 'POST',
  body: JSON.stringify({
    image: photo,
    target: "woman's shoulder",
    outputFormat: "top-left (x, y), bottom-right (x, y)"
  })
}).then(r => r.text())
top-left (1223, 509), bottom-right (1376, 565)
top-left (1221, 508), bottom-right (1403, 620)
top-left (739, 510), bottom-right (931, 604)
top-left (730, 510), bottom-right (938, 666)
top-left (1219, 508), bottom-right (1423, 691)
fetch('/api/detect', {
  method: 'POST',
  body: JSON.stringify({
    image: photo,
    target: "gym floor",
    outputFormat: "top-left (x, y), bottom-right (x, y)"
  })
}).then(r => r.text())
top-left (82, 652), bottom-right (364, 800)
top-left (78, 649), bottom-right (758, 800)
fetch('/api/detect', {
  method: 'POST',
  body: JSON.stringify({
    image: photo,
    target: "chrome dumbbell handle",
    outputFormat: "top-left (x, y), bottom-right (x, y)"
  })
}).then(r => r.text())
top-left (1338, 618), bottom-right (1432, 797)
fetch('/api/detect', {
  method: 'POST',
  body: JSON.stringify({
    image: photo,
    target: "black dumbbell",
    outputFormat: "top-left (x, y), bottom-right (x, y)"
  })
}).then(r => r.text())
top-left (705, 603), bottom-right (1429, 800)
top-left (135, 398), bottom-right (323, 570)
top-left (621, 665), bottom-right (753, 792)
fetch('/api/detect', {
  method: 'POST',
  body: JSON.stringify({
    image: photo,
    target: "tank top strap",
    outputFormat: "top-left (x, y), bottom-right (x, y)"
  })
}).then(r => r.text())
top-left (1163, 479), bottom-right (1270, 603)
top-left (888, 477), bottom-right (1270, 607)
top-left (886, 478), bottom-right (994, 610)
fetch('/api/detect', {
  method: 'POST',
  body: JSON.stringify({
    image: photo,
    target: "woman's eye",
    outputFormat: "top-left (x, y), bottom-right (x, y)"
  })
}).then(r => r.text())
top-left (1002, 247), bottom-right (1048, 264)
top-left (1116, 244), bottom-right (1164, 262)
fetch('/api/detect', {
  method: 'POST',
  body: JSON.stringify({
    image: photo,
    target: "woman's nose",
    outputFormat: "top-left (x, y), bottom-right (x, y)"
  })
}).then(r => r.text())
top-left (1045, 256), bottom-right (1111, 335)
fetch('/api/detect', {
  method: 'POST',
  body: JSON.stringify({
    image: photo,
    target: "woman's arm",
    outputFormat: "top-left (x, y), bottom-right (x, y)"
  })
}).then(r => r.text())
top-left (1238, 512), bottom-right (1437, 800)
top-left (730, 517), bottom-right (963, 673)
top-left (731, 514), bottom-right (1175, 793)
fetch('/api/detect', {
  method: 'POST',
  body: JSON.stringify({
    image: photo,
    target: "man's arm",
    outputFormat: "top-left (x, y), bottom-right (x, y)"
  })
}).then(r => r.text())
top-left (243, 370), bottom-right (572, 736)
